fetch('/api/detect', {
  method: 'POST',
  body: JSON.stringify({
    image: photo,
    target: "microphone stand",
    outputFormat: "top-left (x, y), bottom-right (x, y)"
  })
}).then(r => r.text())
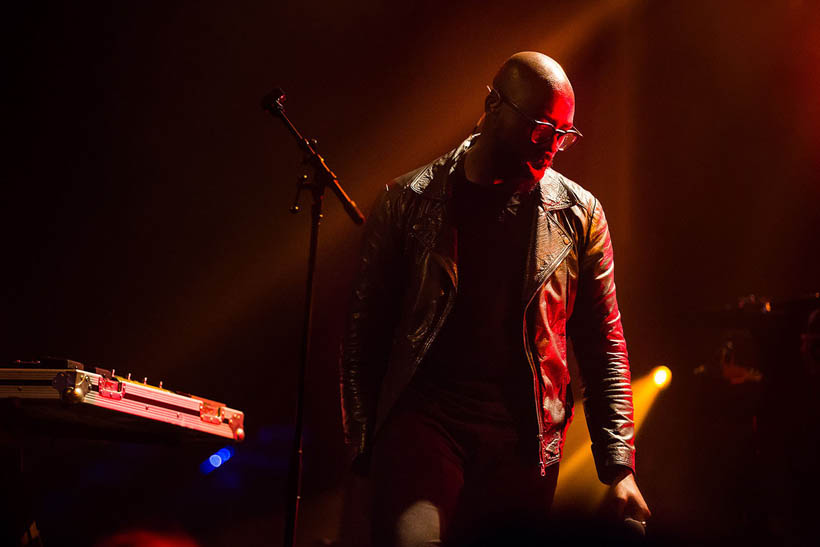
top-left (261, 88), bottom-right (364, 547)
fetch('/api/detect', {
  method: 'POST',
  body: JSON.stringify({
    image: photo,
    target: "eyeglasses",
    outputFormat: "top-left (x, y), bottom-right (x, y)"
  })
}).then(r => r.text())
top-left (487, 86), bottom-right (582, 150)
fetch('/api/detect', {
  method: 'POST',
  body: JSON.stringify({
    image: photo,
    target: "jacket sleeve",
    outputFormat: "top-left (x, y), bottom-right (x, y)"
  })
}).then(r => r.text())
top-left (567, 198), bottom-right (636, 484)
top-left (339, 183), bottom-right (404, 459)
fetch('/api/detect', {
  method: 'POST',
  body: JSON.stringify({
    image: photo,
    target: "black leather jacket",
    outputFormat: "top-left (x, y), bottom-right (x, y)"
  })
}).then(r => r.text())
top-left (340, 136), bottom-right (636, 481)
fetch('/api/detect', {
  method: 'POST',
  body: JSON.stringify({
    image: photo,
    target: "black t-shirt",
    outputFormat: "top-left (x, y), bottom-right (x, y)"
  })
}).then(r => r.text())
top-left (406, 160), bottom-right (539, 441)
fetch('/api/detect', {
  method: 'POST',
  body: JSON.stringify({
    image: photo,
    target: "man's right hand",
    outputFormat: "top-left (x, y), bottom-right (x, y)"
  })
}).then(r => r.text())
top-left (604, 469), bottom-right (651, 523)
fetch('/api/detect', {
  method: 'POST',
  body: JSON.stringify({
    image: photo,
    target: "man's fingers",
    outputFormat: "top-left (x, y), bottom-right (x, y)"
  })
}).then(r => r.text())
top-left (624, 491), bottom-right (651, 521)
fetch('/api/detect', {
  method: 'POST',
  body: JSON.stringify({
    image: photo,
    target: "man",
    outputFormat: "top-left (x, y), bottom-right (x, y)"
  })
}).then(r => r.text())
top-left (340, 51), bottom-right (650, 546)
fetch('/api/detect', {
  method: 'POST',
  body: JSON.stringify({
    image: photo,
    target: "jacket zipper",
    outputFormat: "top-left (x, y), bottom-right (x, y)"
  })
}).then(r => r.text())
top-left (522, 291), bottom-right (547, 477)
top-left (521, 216), bottom-right (574, 477)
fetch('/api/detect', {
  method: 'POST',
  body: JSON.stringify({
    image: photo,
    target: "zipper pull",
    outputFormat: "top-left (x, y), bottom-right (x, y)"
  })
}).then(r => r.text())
top-left (537, 433), bottom-right (546, 476)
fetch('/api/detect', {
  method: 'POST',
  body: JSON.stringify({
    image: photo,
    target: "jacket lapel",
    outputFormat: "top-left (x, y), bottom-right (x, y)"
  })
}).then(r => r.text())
top-left (522, 169), bottom-right (575, 306)
top-left (409, 138), bottom-right (474, 292)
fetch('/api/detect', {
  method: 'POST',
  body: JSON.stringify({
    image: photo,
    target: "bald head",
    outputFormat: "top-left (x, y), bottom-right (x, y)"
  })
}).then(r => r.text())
top-left (492, 51), bottom-right (575, 121)
top-left (469, 52), bottom-right (576, 181)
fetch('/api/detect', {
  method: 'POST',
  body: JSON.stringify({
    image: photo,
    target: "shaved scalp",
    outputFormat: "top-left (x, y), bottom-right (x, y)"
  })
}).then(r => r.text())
top-left (467, 51), bottom-right (577, 183)
top-left (492, 51), bottom-right (575, 118)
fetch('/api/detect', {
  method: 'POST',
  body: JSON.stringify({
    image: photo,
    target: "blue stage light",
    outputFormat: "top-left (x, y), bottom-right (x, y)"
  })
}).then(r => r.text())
top-left (216, 447), bottom-right (233, 462)
top-left (200, 445), bottom-right (235, 474)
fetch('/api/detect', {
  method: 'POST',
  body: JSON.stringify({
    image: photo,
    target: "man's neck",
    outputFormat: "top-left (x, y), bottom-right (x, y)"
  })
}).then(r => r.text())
top-left (464, 137), bottom-right (542, 192)
top-left (463, 138), bottom-right (503, 186)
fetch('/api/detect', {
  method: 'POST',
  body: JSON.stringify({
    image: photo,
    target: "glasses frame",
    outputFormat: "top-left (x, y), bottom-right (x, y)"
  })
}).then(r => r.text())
top-left (487, 86), bottom-right (582, 150)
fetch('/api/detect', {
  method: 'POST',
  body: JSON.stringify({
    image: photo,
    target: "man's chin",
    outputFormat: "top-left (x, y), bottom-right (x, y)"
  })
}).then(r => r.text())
top-left (496, 150), bottom-right (551, 180)
top-left (526, 156), bottom-right (552, 177)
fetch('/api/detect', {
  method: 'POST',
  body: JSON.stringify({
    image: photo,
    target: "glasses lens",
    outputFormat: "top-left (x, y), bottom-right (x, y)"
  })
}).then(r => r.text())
top-left (556, 132), bottom-right (578, 151)
top-left (530, 124), bottom-right (556, 144)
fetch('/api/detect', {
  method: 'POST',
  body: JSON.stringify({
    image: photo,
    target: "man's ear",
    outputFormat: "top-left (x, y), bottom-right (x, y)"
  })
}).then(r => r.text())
top-left (485, 86), bottom-right (502, 114)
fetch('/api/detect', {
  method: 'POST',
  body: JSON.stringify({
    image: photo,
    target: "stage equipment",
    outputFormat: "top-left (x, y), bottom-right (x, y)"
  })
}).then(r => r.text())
top-left (261, 87), bottom-right (364, 547)
top-left (690, 292), bottom-right (819, 383)
top-left (0, 358), bottom-right (245, 442)
top-left (684, 292), bottom-right (820, 540)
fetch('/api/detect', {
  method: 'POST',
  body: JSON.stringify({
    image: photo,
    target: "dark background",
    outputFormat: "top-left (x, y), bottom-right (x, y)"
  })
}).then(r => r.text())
top-left (2, 0), bottom-right (819, 545)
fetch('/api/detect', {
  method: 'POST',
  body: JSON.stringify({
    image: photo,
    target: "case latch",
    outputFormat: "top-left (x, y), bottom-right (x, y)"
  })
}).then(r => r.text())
top-left (52, 370), bottom-right (91, 403)
top-left (99, 376), bottom-right (124, 400)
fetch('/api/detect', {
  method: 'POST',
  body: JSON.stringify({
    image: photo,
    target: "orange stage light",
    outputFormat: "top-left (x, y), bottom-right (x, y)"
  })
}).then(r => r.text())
top-left (653, 365), bottom-right (671, 388)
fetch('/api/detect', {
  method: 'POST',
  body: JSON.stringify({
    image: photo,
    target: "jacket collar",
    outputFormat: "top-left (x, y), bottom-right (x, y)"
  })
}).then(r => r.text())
top-left (408, 136), bottom-right (473, 201)
top-left (410, 134), bottom-right (578, 211)
top-left (538, 169), bottom-right (575, 210)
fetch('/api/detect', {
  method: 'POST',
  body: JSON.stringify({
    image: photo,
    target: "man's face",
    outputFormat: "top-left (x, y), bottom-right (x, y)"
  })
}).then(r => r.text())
top-left (491, 87), bottom-right (575, 179)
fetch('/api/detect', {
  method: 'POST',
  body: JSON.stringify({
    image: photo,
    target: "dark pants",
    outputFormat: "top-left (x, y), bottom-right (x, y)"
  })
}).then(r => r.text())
top-left (370, 400), bottom-right (559, 547)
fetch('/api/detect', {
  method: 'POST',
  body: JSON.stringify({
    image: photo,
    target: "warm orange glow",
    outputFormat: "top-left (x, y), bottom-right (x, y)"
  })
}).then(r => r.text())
top-left (653, 366), bottom-right (671, 388)
top-left (554, 365), bottom-right (671, 511)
